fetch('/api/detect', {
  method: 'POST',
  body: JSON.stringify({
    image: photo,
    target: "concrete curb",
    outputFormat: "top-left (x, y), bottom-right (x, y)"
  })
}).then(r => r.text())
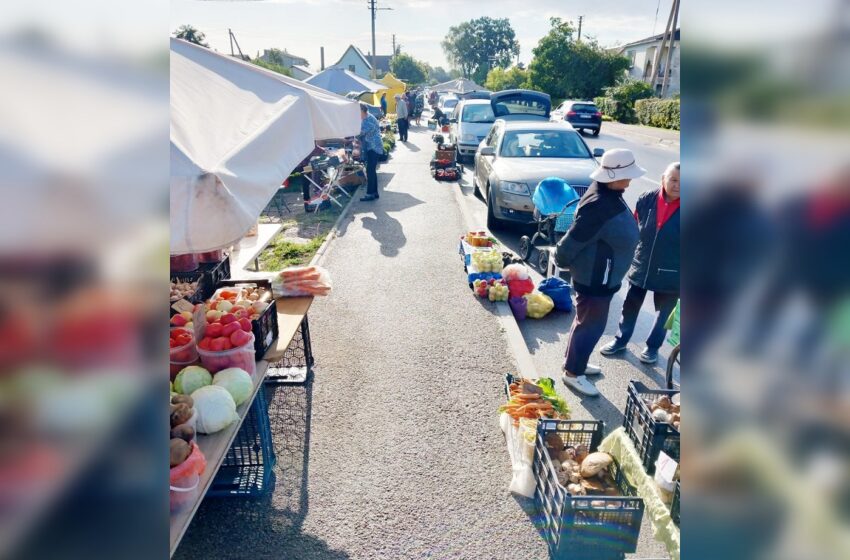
top-left (449, 179), bottom-right (538, 380)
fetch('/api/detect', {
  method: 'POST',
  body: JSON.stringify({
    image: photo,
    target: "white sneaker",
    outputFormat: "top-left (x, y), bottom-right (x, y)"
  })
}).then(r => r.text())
top-left (584, 363), bottom-right (602, 376)
top-left (562, 374), bottom-right (600, 397)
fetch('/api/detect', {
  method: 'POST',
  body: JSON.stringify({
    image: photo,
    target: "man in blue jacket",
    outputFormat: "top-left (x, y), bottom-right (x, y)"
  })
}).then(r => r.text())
top-left (555, 149), bottom-right (645, 396)
top-left (601, 162), bottom-right (680, 364)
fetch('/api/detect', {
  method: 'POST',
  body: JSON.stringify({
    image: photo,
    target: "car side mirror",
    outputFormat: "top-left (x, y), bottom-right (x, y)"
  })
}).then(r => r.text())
top-left (592, 148), bottom-right (605, 158)
top-left (479, 146), bottom-right (495, 157)
top-left (449, 117), bottom-right (457, 123)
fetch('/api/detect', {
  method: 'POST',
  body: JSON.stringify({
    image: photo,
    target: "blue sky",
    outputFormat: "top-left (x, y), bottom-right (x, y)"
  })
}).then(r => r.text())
top-left (171, 0), bottom-right (678, 70)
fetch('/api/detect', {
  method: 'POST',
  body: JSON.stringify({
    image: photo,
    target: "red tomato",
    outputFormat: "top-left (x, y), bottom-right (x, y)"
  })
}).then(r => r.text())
top-left (238, 318), bottom-right (252, 332)
top-left (206, 322), bottom-right (223, 338)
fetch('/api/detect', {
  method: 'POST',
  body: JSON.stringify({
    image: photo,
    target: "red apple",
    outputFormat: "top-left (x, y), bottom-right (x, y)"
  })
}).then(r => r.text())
top-left (206, 322), bottom-right (223, 338)
top-left (232, 309), bottom-right (247, 319)
top-left (230, 329), bottom-right (252, 347)
top-left (238, 318), bottom-right (252, 332)
top-left (221, 321), bottom-right (241, 337)
top-left (198, 337), bottom-right (211, 350)
top-left (220, 313), bottom-right (236, 325)
top-left (170, 314), bottom-right (188, 327)
top-left (231, 305), bottom-right (245, 314)
top-left (210, 337), bottom-right (225, 351)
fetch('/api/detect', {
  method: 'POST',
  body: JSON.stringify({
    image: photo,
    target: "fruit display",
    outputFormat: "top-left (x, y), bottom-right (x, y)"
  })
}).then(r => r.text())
top-left (543, 437), bottom-right (621, 498)
top-left (501, 377), bottom-right (570, 425)
top-left (471, 250), bottom-right (504, 273)
top-left (170, 328), bottom-right (199, 378)
top-left (171, 279), bottom-right (200, 302)
top-left (472, 279), bottom-right (490, 298)
top-left (488, 281), bottom-right (509, 302)
top-left (524, 291), bottom-right (555, 319)
top-left (170, 311), bottom-right (194, 330)
top-left (465, 231), bottom-right (494, 247)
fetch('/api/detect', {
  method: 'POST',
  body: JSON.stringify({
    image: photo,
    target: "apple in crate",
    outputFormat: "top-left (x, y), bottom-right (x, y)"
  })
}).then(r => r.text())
top-left (170, 311), bottom-right (193, 327)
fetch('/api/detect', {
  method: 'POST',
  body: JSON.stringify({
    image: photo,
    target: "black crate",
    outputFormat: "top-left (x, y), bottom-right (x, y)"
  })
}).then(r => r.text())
top-left (216, 279), bottom-right (279, 361)
top-left (534, 419), bottom-right (645, 560)
top-left (209, 388), bottom-right (276, 497)
top-left (199, 255), bottom-right (231, 290)
top-left (670, 480), bottom-right (680, 526)
top-left (265, 316), bottom-right (314, 385)
top-left (169, 271), bottom-right (208, 316)
top-left (623, 380), bottom-right (680, 474)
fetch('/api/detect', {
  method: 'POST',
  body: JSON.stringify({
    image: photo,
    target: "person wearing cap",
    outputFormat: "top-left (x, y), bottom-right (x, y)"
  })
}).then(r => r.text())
top-left (554, 148), bottom-right (645, 396)
top-left (395, 93), bottom-right (410, 142)
top-left (601, 162), bottom-right (680, 364)
top-left (357, 103), bottom-right (384, 202)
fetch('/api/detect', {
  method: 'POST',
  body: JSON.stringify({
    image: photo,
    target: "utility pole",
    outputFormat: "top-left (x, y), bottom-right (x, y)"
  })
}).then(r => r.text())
top-left (392, 34), bottom-right (396, 56)
top-left (229, 28), bottom-right (234, 57)
top-left (660, 0), bottom-right (679, 97)
top-left (650, 0), bottom-right (677, 91)
top-left (228, 29), bottom-right (246, 60)
top-left (577, 16), bottom-right (583, 41)
top-left (367, 0), bottom-right (393, 79)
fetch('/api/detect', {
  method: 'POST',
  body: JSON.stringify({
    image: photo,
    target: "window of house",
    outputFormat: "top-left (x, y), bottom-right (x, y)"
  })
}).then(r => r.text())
top-left (627, 50), bottom-right (636, 68)
top-left (348, 64), bottom-right (355, 72)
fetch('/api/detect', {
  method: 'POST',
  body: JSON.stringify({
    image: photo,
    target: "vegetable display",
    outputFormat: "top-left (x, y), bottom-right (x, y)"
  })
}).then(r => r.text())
top-left (174, 365), bottom-right (212, 395)
top-left (544, 436), bottom-right (620, 497)
top-left (212, 367), bottom-right (253, 406)
top-left (272, 266), bottom-right (332, 297)
top-left (648, 394), bottom-right (680, 430)
top-left (500, 377), bottom-right (570, 425)
top-left (524, 291), bottom-right (555, 319)
top-left (471, 250), bottom-right (504, 273)
top-left (191, 385), bottom-right (238, 434)
top-left (171, 280), bottom-right (200, 303)
top-left (170, 311), bottom-right (195, 330)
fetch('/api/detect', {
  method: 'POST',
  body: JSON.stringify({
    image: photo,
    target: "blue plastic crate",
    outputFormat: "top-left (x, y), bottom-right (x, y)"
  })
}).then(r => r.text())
top-left (208, 388), bottom-right (276, 497)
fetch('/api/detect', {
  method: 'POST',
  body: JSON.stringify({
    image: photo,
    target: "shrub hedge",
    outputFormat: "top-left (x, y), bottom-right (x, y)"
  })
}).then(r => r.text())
top-left (594, 96), bottom-right (622, 122)
top-left (635, 98), bottom-right (680, 130)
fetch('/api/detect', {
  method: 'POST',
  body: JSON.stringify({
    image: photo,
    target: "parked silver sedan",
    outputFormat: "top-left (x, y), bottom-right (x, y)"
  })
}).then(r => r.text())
top-left (473, 119), bottom-right (604, 229)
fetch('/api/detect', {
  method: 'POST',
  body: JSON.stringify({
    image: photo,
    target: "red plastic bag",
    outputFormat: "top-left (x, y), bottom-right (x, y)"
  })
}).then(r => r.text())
top-left (508, 278), bottom-right (535, 299)
top-left (170, 442), bottom-right (206, 512)
top-left (170, 442), bottom-right (206, 483)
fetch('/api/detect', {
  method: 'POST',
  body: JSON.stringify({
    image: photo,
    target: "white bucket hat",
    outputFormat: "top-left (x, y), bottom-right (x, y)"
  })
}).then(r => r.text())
top-left (590, 148), bottom-right (647, 182)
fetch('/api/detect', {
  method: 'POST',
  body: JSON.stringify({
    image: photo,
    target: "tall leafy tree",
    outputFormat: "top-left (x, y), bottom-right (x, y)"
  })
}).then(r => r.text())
top-left (390, 53), bottom-right (428, 85)
top-left (441, 17), bottom-right (519, 84)
top-left (527, 18), bottom-right (629, 100)
top-left (484, 66), bottom-right (529, 92)
top-left (173, 25), bottom-right (209, 47)
top-left (429, 65), bottom-right (452, 84)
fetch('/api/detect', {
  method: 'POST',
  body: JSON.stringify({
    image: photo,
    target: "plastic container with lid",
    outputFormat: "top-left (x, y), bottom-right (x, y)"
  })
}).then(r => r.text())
top-left (170, 442), bottom-right (206, 512)
top-left (170, 328), bottom-right (199, 379)
top-left (170, 253), bottom-right (199, 273)
top-left (197, 332), bottom-right (256, 375)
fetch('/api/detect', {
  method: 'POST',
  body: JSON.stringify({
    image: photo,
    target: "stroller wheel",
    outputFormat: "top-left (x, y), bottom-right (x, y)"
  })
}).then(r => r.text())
top-left (518, 236), bottom-right (533, 262)
top-left (537, 247), bottom-right (550, 273)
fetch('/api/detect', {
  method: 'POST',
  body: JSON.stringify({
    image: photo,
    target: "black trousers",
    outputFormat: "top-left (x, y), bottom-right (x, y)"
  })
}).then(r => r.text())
top-left (398, 118), bottom-right (409, 141)
top-left (564, 292), bottom-right (614, 375)
top-left (615, 283), bottom-right (679, 350)
top-left (365, 150), bottom-right (379, 196)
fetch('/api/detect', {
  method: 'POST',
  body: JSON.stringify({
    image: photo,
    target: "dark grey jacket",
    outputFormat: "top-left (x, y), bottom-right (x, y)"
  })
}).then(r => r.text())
top-left (555, 182), bottom-right (639, 296)
top-left (628, 189), bottom-right (680, 293)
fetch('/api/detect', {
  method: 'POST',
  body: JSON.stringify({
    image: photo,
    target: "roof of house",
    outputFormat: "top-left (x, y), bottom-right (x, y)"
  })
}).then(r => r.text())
top-left (305, 67), bottom-right (387, 95)
top-left (262, 48), bottom-right (309, 65)
top-left (371, 55), bottom-right (392, 73)
top-left (291, 64), bottom-right (313, 77)
top-left (335, 44), bottom-right (373, 69)
top-left (619, 28), bottom-right (680, 51)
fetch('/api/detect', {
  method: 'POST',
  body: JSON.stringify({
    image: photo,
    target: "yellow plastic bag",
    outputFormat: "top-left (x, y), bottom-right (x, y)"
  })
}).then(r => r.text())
top-left (524, 291), bottom-right (554, 319)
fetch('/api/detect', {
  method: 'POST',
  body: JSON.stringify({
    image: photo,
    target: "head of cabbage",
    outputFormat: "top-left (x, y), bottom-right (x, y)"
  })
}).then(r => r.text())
top-left (174, 366), bottom-right (212, 396)
top-left (191, 385), bottom-right (238, 434)
top-left (212, 368), bottom-right (253, 406)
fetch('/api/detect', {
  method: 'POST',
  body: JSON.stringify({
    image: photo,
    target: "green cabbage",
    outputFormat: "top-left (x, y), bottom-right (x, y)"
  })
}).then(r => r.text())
top-left (174, 366), bottom-right (211, 395)
top-left (212, 368), bottom-right (253, 406)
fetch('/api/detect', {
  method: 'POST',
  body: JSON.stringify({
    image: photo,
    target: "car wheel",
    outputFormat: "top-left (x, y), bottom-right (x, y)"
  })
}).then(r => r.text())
top-left (472, 173), bottom-right (479, 195)
top-left (486, 188), bottom-right (503, 231)
top-left (592, 128), bottom-right (600, 137)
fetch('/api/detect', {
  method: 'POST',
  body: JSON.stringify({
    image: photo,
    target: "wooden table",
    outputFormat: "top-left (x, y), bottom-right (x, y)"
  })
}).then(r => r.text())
top-left (169, 295), bottom-right (314, 556)
top-left (229, 223), bottom-right (283, 273)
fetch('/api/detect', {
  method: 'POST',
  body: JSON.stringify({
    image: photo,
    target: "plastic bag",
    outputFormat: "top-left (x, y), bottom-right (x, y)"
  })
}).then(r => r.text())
top-left (525, 291), bottom-right (555, 319)
top-left (508, 420), bottom-right (538, 497)
top-left (507, 277), bottom-right (535, 299)
top-left (538, 277), bottom-right (573, 312)
top-left (502, 263), bottom-right (530, 282)
top-left (271, 266), bottom-right (333, 297)
top-left (509, 296), bottom-right (527, 320)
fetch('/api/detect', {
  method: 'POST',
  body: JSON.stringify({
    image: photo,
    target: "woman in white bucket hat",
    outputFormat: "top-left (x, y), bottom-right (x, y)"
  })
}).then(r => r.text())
top-left (554, 149), bottom-right (645, 396)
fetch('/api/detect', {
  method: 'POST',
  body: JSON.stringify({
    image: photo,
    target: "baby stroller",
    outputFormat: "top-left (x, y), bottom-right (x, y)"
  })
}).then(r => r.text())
top-left (518, 177), bottom-right (581, 273)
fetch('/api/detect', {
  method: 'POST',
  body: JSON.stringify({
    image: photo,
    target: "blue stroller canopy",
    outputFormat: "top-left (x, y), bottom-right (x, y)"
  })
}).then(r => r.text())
top-left (532, 177), bottom-right (579, 216)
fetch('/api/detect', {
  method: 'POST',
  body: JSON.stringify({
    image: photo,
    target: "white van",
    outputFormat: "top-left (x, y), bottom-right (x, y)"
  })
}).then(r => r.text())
top-left (449, 99), bottom-right (496, 162)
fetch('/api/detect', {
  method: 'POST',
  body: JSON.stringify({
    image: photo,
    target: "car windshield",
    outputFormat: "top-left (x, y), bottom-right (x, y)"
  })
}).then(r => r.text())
top-left (442, 98), bottom-right (458, 109)
top-left (462, 104), bottom-right (495, 123)
top-left (571, 104), bottom-right (597, 112)
top-left (499, 130), bottom-right (591, 158)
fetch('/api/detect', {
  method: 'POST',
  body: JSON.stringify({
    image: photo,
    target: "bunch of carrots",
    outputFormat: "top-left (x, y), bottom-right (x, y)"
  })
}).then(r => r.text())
top-left (500, 378), bottom-right (561, 425)
top-left (277, 266), bottom-right (332, 297)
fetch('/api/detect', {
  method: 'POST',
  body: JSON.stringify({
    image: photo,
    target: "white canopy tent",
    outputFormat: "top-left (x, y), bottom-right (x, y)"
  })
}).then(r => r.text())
top-left (170, 38), bottom-right (360, 254)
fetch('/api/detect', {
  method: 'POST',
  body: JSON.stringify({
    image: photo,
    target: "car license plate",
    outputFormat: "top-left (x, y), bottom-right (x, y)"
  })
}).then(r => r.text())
top-left (580, 114), bottom-right (591, 119)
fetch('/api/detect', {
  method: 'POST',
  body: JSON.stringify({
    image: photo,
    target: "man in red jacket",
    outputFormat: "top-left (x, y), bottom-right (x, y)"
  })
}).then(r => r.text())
top-left (601, 162), bottom-right (680, 364)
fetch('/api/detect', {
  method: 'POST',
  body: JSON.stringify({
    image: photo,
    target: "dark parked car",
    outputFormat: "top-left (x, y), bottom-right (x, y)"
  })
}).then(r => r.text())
top-left (490, 89), bottom-right (551, 121)
top-left (550, 100), bottom-right (602, 136)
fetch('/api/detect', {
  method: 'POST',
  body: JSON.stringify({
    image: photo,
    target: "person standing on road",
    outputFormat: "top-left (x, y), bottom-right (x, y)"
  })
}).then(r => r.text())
top-left (601, 162), bottom-right (680, 364)
top-left (379, 93), bottom-right (387, 117)
top-left (357, 103), bottom-right (384, 202)
top-left (554, 149), bottom-right (645, 396)
top-left (395, 93), bottom-right (409, 142)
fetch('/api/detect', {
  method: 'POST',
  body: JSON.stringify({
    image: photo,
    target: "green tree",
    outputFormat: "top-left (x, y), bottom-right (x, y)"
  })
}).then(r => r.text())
top-left (441, 17), bottom-right (519, 84)
top-left (429, 65), bottom-right (452, 84)
top-left (390, 53), bottom-right (428, 85)
top-left (252, 58), bottom-right (293, 77)
top-left (484, 66), bottom-right (529, 91)
top-left (173, 25), bottom-right (208, 47)
top-left (603, 78), bottom-right (654, 105)
top-left (527, 18), bottom-right (628, 100)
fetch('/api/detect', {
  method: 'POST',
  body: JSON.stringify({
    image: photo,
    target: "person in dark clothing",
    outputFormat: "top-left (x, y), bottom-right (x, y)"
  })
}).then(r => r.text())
top-left (601, 162), bottom-right (680, 364)
top-left (395, 94), bottom-right (409, 142)
top-left (356, 103), bottom-right (385, 201)
top-left (555, 149), bottom-right (645, 396)
top-left (379, 93), bottom-right (387, 117)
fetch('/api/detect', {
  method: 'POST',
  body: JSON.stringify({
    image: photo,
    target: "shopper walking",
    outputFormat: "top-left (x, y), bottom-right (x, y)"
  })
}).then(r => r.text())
top-left (554, 149), bottom-right (645, 396)
top-left (379, 93), bottom-right (387, 117)
top-left (357, 103), bottom-right (384, 202)
top-left (601, 162), bottom-right (680, 363)
top-left (395, 94), bottom-right (409, 142)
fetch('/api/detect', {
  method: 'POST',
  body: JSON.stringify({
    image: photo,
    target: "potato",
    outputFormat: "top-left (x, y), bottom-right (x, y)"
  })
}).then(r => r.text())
top-left (170, 438), bottom-right (191, 467)
top-left (544, 433), bottom-right (563, 451)
top-left (171, 394), bottom-right (194, 408)
top-left (170, 424), bottom-right (195, 443)
top-left (574, 444), bottom-right (589, 464)
top-left (580, 452), bottom-right (614, 478)
top-left (567, 483), bottom-right (586, 495)
top-left (656, 395), bottom-right (673, 410)
top-left (170, 403), bottom-right (192, 428)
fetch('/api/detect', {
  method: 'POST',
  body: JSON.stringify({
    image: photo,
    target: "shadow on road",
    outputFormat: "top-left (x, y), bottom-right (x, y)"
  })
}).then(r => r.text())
top-left (400, 141), bottom-right (420, 152)
top-left (352, 190), bottom-right (425, 257)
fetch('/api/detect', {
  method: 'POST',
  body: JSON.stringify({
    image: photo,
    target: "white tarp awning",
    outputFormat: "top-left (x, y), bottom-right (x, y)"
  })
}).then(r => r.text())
top-left (170, 38), bottom-right (360, 254)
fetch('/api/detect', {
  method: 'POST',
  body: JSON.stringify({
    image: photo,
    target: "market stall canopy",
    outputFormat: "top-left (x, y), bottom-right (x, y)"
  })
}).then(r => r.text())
top-left (170, 38), bottom-right (360, 254)
top-left (432, 77), bottom-right (485, 94)
top-left (379, 73), bottom-right (407, 113)
top-left (305, 67), bottom-right (387, 97)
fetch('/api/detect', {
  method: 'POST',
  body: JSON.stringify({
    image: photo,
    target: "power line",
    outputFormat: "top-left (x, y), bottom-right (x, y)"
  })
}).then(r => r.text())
top-left (367, 0), bottom-right (392, 79)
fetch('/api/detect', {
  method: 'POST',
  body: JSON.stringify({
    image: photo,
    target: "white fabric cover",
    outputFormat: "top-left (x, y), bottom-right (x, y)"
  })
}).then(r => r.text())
top-left (170, 39), bottom-right (359, 254)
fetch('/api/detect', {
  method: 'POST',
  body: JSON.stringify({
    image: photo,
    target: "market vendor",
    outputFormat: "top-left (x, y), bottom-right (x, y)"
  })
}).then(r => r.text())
top-left (357, 103), bottom-right (384, 202)
top-left (555, 149), bottom-right (645, 397)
